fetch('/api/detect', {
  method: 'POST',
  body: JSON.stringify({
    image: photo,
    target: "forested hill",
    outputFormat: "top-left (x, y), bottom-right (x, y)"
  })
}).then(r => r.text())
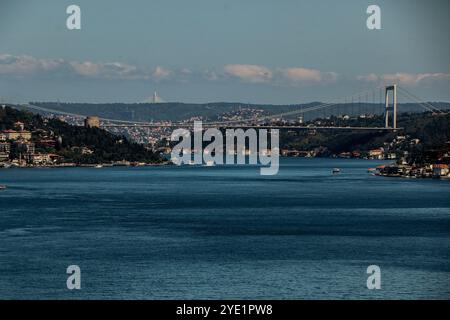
top-left (280, 112), bottom-right (450, 155)
top-left (0, 106), bottom-right (163, 164)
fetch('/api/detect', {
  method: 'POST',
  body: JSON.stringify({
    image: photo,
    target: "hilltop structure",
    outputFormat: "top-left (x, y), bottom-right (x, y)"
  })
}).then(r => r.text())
top-left (84, 116), bottom-right (100, 128)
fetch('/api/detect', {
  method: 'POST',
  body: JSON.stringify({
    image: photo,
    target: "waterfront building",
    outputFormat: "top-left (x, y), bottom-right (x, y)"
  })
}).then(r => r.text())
top-left (369, 148), bottom-right (385, 159)
top-left (433, 164), bottom-right (449, 177)
top-left (0, 142), bottom-right (10, 162)
top-left (14, 141), bottom-right (35, 154)
top-left (0, 142), bottom-right (11, 153)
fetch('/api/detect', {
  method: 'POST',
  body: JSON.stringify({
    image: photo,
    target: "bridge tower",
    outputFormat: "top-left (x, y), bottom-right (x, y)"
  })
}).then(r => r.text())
top-left (384, 84), bottom-right (397, 129)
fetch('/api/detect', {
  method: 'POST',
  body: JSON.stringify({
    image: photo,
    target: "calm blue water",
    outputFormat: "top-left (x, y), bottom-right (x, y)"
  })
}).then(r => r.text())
top-left (0, 158), bottom-right (449, 299)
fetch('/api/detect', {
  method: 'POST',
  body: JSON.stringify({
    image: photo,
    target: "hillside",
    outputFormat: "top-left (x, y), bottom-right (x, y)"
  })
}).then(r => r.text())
top-left (0, 106), bottom-right (163, 164)
top-left (280, 112), bottom-right (450, 156)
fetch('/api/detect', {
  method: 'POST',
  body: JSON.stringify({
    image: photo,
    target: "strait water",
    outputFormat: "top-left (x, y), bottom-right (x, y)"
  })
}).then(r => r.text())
top-left (0, 158), bottom-right (449, 299)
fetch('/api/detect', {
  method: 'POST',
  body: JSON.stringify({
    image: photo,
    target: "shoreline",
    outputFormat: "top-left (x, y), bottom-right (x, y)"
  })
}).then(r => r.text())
top-left (0, 161), bottom-right (172, 169)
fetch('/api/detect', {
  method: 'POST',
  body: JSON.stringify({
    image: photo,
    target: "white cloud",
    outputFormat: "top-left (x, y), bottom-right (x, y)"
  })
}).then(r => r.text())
top-left (151, 66), bottom-right (172, 81)
top-left (70, 61), bottom-right (101, 77)
top-left (0, 54), bottom-right (64, 75)
top-left (0, 53), bottom-right (147, 80)
top-left (278, 67), bottom-right (337, 85)
top-left (356, 73), bottom-right (379, 82)
top-left (0, 53), bottom-right (342, 88)
top-left (202, 69), bottom-right (220, 81)
top-left (224, 64), bottom-right (273, 83)
top-left (358, 72), bottom-right (450, 86)
top-left (70, 61), bottom-right (145, 80)
top-left (3, 53), bottom-right (449, 92)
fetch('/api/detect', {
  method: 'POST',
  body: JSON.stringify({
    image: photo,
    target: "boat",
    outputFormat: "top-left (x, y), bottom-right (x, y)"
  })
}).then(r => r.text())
top-left (94, 164), bottom-right (103, 168)
top-left (332, 168), bottom-right (341, 174)
top-left (0, 185), bottom-right (6, 190)
top-left (205, 161), bottom-right (215, 167)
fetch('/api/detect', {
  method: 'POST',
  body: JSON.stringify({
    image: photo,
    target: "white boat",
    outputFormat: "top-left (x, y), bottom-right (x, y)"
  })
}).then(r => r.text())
top-left (332, 168), bottom-right (341, 174)
top-left (205, 161), bottom-right (215, 167)
top-left (94, 164), bottom-right (103, 168)
top-left (0, 185), bottom-right (6, 190)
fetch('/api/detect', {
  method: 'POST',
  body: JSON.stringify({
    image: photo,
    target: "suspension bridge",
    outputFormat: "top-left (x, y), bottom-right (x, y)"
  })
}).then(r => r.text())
top-left (5, 84), bottom-right (446, 131)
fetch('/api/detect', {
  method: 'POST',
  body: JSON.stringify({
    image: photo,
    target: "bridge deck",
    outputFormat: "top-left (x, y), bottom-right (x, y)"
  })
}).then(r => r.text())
top-left (101, 124), bottom-right (400, 131)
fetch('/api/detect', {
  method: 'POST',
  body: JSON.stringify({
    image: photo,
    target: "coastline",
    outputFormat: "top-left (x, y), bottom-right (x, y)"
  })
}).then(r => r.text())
top-left (0, 161), bottom-right (172, 169)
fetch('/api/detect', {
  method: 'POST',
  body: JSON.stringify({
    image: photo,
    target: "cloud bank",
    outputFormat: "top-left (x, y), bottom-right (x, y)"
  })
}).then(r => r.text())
top-left (358, 72), bottom-right (450, 86)
top-left (1, 53), bottom-right (448, 89)
top-left (0, 53), bottom-right (338, 87)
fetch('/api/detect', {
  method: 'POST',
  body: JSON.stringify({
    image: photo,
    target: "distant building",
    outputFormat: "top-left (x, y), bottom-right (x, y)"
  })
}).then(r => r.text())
top-left (0, 142), bottom-right (11, 153)
top-left (2, 130), bottom-right (32, 141)
top-left (14, 141), bottom-right (35, 154)
top-left (84, 116), bottom-right (100, 128)
top-left (369, 148), bottom-right (384, 159)
top-left (0, 142), bottom-right (11, 161)
top-left (150, 91), bottom-right (163, 103)
top-left (433, 164), bottom-right (449, 177)
top-left (387, 152), bottom-right (397, 160)
top-left (14, 121), bottom-right (25, 131)
top-left (37, 139), bottom-right (57, 147)
top-left (26, 153), bottom-right (51, 165)
top-left (0, 153), bottom-right (8, 162)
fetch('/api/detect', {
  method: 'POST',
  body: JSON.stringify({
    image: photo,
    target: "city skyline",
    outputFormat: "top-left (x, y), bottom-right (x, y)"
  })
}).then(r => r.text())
top-left (0, 0), bottom-right (449, 104)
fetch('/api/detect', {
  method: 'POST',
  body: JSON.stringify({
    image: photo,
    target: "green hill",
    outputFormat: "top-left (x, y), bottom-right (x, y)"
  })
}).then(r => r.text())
top-left (0, 106), bottom-right (163, 164)
top-left (280, 112), bottom-right (450, 155)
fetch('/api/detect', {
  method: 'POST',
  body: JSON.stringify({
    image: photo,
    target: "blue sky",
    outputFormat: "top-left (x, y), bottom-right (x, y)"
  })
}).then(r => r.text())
top-left (0, 0), bottom-right (449, 104)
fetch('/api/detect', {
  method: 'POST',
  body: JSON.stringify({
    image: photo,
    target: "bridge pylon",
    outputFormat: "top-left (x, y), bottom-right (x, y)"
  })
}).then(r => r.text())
top-left (384, 84), bottom-right (397, 129)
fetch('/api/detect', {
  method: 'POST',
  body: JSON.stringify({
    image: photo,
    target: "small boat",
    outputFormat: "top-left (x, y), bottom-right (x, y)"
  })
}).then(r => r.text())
top-left (0, 185), bottom-right (6, 190)
top-left (332, 168), bottom-right (341, 174)
top-left (94, 164), bottom-right (103, 168)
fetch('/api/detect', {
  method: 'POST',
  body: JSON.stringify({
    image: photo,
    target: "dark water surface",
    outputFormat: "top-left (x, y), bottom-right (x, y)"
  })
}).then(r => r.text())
top-left (0, 158), bottom-right (449, 299)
